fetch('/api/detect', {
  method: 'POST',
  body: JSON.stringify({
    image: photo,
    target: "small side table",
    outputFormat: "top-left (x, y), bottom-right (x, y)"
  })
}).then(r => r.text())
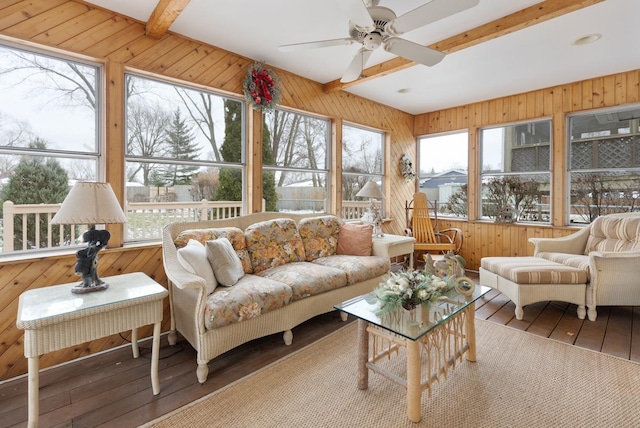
top-left (372, 234), bottom-right (416, 269)
top-left (16, 272), bottom-right (168, 428)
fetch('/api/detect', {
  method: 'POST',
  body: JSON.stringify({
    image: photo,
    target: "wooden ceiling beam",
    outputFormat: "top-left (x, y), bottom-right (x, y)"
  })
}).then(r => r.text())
top-left (323, 0), bottom-right (604, 93)
top-left (145, 0), bottom-right (191, 39)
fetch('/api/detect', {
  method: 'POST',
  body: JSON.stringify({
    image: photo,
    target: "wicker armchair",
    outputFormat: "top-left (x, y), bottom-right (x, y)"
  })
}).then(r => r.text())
top-left (529, 212), bottom-right (640, 321)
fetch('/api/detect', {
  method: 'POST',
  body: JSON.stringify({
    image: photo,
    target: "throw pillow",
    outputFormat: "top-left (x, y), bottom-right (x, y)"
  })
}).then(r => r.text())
top-left (336, 223), bottom-right (373, 256)
top-left (206, 238), bottom-right (245, 286)
top-left (177, 239), bottom-right (218, 294)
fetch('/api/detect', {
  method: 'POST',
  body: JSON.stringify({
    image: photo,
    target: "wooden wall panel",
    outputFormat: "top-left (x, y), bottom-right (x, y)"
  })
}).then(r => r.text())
top-left (416, 67), bottom-right (640, 271)
top-left (0, 0), bottom-right (416, 380)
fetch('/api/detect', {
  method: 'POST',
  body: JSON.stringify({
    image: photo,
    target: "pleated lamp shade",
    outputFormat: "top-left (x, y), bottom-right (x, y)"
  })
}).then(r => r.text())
top-left (51, 182), bottom-right (127, 225)
top-left (356, 181), bottom-right (385, 200)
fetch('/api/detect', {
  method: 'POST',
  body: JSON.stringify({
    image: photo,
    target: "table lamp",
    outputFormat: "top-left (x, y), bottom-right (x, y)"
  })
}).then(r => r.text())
top-left (356, 181), bottom-right (385, 237)
top-left (51, 182), bottom-right (128, 294)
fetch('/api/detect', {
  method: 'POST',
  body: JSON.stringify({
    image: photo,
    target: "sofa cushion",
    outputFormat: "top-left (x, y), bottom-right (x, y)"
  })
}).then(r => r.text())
top-left (312, 255), bottom-right (389, 284)
top-left (174, 226), bottom-right (253, 274)
top-left (536, 252), bottom-right (590, 280)
top-left (336, 223), bottom-right (373, 256)
top-left (298, 215), bottom-right (343, 261)
top-left (585, 214), bottom-right (640, 254)
top-left (257, 261), bottom-right (347, 300)
top-left (177, 239), bottom-right (218, 294)
top-left (245, 218), bottom-right (306, 274)
top-left (206, 238), bottom-right (245, 286)
top-left (481, 256), bottom-right (587, 284)
top-left (204, 274), bottom-right (293, 330)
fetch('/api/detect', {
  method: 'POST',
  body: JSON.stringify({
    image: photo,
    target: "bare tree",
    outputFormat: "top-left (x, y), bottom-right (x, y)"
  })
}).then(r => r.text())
top-left (174, 88), bottom-right (222, 161)
top-left (0, 49), bottom-right (96, 110)
top-left (126, 103), bottom-right (172, 185)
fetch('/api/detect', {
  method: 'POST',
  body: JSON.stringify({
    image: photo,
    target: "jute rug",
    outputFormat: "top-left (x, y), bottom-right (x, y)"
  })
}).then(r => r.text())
top-left (142, 320), bottom-right (640, 428)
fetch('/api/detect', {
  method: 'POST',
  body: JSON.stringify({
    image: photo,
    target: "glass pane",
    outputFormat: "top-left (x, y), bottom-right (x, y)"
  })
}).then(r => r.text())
top-left (263, 109), bottom-right (328, 169)
top-left (342, 125), bottom-right (383, 175)
top-left (0, 153), bottom-right (96, 253)
top-left (342, 174), bottom-right (384, 220)
top-left (264, 170), bottom-right (328, 213)
top-left (569, 171), bottom-right (640, 224)
top-left (480, 174), bottom-right (551, 223)
top-left (570, 136), bottom-right (639, 170)
top-left (419, 131), bottom-right (468, 217)
top-left (125, 74), bottom-right (243, 163)
top-left (481, 120), bottom-right (551, 173)
top-left (0, 45), bottom-right (98, 153)
top-left (125, 162), bottom-right (243, 241)
top-left (570, 108), bottom-right (640, 140)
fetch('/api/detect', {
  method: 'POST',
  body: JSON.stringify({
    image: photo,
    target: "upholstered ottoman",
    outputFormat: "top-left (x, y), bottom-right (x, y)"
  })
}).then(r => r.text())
top-left (479, 256), bottom-right (588, 320)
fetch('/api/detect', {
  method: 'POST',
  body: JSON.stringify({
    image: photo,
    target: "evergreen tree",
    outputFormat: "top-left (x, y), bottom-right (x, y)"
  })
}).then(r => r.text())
top-left (216, 101), bottom-right (243, 202)
top-left (261, 124), bottom-right (277, 211)
top-left (1, 139), bottom-right (69, 249)
top-left (161, 109), bottom-right (199, 185)
top-left (215, 101), bottom-right (277, 210)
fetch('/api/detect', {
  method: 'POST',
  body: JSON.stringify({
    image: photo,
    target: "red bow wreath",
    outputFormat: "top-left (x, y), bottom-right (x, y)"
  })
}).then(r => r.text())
top-left (243, 62), bottom-right (281, 111)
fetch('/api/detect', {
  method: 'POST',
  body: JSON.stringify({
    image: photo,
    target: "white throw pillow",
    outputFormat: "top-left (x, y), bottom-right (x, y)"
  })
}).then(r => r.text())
top-left (177, 239), bottom-right (218, 294)
top-left (206, 238), bottom-right (245, 286)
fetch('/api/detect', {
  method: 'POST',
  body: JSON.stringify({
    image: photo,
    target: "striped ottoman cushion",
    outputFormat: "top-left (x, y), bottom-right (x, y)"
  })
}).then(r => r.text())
top-left (481, 256), bottom-right (587, 284)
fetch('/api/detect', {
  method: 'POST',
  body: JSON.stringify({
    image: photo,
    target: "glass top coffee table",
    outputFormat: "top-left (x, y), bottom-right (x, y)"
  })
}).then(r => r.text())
top-left (335, 284), bottom-right (490, 423)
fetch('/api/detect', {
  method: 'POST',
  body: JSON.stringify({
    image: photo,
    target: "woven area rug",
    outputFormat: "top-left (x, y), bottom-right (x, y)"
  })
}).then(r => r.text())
top-left (142, 320), bottom-right (640, 428)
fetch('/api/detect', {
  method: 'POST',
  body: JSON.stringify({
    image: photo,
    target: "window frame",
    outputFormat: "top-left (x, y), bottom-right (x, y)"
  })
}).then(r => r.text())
top-left (479, 118), bottom-right (553, 224)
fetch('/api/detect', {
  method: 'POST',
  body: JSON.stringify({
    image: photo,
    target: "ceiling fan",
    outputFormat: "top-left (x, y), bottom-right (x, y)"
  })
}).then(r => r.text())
top-left (279, 0), bottom-right (479, 83)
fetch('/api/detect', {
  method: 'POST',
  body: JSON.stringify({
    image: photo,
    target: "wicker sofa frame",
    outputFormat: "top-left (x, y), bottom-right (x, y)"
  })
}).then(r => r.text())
top-left (162, 212), bottom-right (387, 383)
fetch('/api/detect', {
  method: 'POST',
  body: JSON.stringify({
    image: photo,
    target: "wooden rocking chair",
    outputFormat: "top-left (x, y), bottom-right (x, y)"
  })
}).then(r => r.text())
top-left (405, 192), bottom-right (463, 264)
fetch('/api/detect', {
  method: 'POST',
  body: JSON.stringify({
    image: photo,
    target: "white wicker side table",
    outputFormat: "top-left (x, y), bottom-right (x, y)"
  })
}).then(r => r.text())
top-left (16, 272), bottom-right (168, 428)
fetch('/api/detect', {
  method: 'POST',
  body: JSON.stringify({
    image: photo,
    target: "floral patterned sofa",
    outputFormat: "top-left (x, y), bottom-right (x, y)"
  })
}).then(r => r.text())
top-left (162, 213), bottom-right (390, 383)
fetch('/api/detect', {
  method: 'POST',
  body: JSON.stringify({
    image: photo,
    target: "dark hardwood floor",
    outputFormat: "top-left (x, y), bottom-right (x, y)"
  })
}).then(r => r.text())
top-left (1, 274), bottom-right (639, 428)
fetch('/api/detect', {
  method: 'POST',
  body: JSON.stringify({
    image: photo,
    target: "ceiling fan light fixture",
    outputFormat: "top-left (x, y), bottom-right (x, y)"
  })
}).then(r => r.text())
top-left (573, 33), bottom-right (602, 46)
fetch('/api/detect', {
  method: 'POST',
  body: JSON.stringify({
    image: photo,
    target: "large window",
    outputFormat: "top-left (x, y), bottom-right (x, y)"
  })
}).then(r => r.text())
top-left (342, 124), bottom-right (384, 218)
top-left (568, 105), bottom-right (640, 224)
top-left (125, 74), bottom-right (245, 241)
top-left (480, 120), bottom-right (551, 223)
top-left (263, 109), bottom-right (329, 213)
top-left (0, 43), bottom-right (99, 253)
top-left (418, 131), bottom-right (468, 218)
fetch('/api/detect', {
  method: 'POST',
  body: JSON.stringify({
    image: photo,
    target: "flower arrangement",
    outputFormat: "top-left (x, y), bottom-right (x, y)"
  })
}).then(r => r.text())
top-left (374, 269), bottom-right (456, 314)
top-left (400, 154), bottom-right (416, 182)
top-left (243, 62), bottom-right (281, 111)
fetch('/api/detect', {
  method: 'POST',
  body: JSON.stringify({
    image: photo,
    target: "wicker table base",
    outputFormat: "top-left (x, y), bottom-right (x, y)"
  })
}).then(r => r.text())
top-left (357, 303), bottom-right (477, 423)
top-left (17, 272), bottom-right (168, 428)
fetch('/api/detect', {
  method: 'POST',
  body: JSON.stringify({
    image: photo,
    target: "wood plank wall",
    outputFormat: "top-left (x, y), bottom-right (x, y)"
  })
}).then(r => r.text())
top-left (0, 0), bottom-right (417, 380)
top-left (414, 69), bottom-right (640, 271)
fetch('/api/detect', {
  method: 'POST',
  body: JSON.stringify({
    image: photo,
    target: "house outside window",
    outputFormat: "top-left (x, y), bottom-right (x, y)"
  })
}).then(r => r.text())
top-left (0, 43), bottom-right (99, 253)
top-left (124, 74), bottom-right (245, 242)
top-left (342, 124), bottom-right (385, 219)
top-left (418, 131), bottom-right (468, 218)
top-left (568, 105), bottom-right (640, 224)
top-left (263, 108), bottom-right (329, 213)
top-left (480, 119), bottom-right (552, 223)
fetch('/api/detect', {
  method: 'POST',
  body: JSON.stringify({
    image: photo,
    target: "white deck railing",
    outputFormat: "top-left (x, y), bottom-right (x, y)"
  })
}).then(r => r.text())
top-left (1, 200), bottom-right (370, 253)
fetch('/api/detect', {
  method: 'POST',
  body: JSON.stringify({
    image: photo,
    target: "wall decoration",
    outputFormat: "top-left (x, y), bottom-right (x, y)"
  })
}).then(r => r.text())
top-left (243, 62), bottom-right (281, 111)
top-left (400, 154), bottom-right (416, 182)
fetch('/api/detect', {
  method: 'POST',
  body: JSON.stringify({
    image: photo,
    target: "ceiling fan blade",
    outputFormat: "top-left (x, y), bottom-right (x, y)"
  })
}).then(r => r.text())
top-left (335, 0), bottom-right (374, 31)
top-left (340, 48), bottom-right (373, 83)
top-left (279, 38), bottom-right (356, 52)
top-left (384, 37), bottom-right (445, 67)
top-left (387, 0), bottom-right (479, 35)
